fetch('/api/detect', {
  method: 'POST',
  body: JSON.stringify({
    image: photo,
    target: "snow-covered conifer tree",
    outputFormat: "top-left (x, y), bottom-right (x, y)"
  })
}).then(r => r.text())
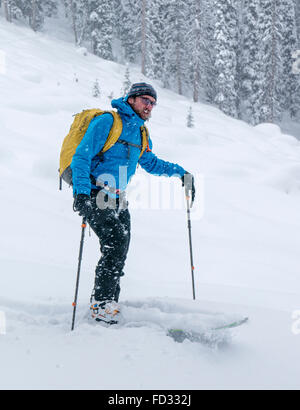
top-left (2, 0), bottom-right (27, 22)
top-left (120, 0), bottom-right (140, 63)
top-left (290, 0), bottom-right (300, 121)
top-left (295, 0), bottom-right (300, 47)
top-left (43, 0), bottom-right (57, 18)
top-left (93, 79), bottom-right (100, 98)
top-left (89, 0), bottom-right (113, 60)
top-left (158, 0), bottom-right (173, 88)
top-left (144, 0), bottom-right (163, 79)
top-left (279, 0), bottom-right (298, 114)
top-left (186, 0), bottom-right (214, 103)
top-left (29, 0), bottom-right (44, 31)
top-left (2, 0), bottom-right (12, 21)
top-left (239, 0), bottom-right (262, 124)
top-left (68, 0), bottom-right (89, 46)
top-left (185, 0), bottom-right (202, 102)
top-left (2, 0), bottom-right (57, 30)
top-left (213, 0), bottom-right (239, 118)
top-left (290, 74), bottom-right (300, 120)
top-left (187, 106), bottom-right (195, 128)
top-left (141, 0), bottom-right (147, 75)
top-left (162, 0), bottom-right (189, 95)
top-left (198, 0), bottom-right (218, 104)
top-left (258, 0), bottom-right (284, 123)
top-left (122, 65), bottom-right (131, 96)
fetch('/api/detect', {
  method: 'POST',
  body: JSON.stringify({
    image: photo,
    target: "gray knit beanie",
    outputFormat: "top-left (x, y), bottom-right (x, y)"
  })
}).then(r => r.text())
top-left (127, 82), bottom-right (157, 101)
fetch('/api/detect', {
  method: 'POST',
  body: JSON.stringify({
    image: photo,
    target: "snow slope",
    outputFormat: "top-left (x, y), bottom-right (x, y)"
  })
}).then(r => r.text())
top-left (0, 18), bottom-right (300, 390)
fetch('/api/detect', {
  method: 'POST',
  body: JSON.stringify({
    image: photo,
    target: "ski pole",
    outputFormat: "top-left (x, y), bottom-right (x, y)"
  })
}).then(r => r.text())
top-left (71, 217), bottom-right (87, 331)
top-left (185, 188), bottom-right (196, 300)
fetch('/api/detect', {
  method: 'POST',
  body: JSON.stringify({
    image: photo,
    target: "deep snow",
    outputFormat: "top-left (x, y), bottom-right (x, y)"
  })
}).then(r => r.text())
top-left (0, 17), bottom-right (300, 390)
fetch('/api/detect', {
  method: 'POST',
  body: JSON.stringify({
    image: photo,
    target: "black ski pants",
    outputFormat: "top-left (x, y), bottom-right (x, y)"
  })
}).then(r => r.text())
top-left (86, 191), bottom-right (131, 303)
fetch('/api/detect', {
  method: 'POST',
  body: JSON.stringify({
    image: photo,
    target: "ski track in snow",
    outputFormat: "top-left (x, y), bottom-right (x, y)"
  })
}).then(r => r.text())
top-left (0, 296), bottom-right (237, 347)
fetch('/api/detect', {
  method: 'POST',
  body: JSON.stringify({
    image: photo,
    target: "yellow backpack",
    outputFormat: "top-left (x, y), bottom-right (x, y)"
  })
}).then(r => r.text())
top-left (59, 109), bottom-right (149, 188)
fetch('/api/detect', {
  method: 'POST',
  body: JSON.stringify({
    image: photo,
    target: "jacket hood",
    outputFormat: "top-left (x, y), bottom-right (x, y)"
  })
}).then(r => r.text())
top-left (111, 96), bottom-right (145, 126)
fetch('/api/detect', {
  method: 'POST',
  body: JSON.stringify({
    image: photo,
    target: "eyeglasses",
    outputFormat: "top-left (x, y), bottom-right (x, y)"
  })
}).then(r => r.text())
top-left (139, 96), bottom-right (157, 107)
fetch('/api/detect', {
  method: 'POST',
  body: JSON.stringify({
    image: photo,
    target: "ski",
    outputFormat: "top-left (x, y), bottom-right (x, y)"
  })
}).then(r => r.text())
top-left (167, 317), bottom-right (249, 343)
top-left (212, 316), bottom-right (249, 330)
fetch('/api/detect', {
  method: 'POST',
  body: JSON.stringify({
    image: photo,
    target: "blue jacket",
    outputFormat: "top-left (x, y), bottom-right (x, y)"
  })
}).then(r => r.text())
top-left (71, 96), bottom-right (186, 196)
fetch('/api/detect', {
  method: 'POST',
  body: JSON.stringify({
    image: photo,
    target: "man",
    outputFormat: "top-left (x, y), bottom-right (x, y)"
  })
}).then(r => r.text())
top-left (71, 82), bottom-right (195, 324)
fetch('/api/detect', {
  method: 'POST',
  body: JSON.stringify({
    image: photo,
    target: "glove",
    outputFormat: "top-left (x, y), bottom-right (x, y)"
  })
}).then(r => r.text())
top-left (181, 172), bottom-right (196, 205)
top-left (73, 194), bottom-right (93, 218)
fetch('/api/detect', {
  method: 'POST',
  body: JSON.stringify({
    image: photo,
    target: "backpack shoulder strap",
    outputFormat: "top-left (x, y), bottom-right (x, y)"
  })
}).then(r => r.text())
top-left (101, 111), bottom-right (123, 153)
top-left (139, 125), bottom-right (150, 158)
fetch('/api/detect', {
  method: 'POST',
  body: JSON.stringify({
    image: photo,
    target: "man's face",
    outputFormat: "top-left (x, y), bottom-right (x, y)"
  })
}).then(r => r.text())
top-left (128, 95), bottom-right (156, 121)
